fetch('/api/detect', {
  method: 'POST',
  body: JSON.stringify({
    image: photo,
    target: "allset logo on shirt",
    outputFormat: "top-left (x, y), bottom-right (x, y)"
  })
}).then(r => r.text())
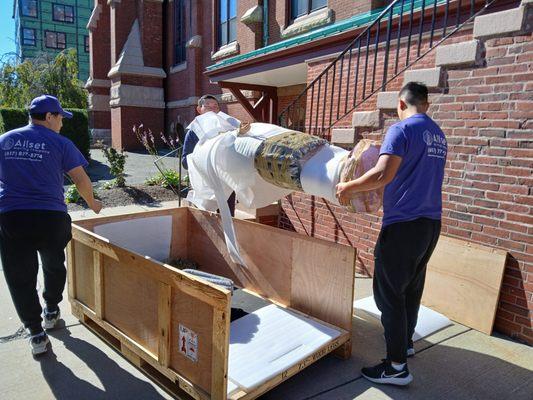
top-left (423, 130), bottom-right (447, 159)
top-left (3, 139), bottom-right (49, 161)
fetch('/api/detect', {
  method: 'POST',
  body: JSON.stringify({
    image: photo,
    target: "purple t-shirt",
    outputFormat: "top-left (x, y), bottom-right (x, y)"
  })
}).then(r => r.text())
top-left (380, 113), bottom-right (447, 227)
top-left (0, 124), bottom-right (88, 213)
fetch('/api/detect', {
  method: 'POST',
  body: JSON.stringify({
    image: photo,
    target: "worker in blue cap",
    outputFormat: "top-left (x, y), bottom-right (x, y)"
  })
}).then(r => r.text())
top-left (0, 94), bottom-right (102, 355)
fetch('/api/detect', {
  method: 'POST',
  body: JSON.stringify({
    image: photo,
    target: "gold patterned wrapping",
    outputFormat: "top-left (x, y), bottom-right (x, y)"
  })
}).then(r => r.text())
top-left (254, 131), bottom-right (328, 191)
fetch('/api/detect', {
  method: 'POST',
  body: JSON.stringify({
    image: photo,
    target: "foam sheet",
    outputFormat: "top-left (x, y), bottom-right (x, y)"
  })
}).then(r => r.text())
top-left (227, 304), bottom-right (341, 393)
top-left (93, 215), bottom-right (172, 262)
top-left (353, 296), bottom-right (452, 341)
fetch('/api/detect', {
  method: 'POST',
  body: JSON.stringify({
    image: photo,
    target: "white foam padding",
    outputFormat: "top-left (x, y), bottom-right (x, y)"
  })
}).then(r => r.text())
top-left (353, 296), bottom-right (452, 341)
top-left (94, 215), bottom-right (173, 262)
top-left (300, 145), bottom-right (348, 204)
top-left (227, 304), bottom-right (341, 393)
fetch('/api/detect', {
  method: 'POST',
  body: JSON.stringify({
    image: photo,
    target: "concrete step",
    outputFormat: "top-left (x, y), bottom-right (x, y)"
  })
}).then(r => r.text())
top-left (351, 110), bottom-right (381, 128)
top-left (376, 91), bottom-right (399, 110)
top-left (403, 67), bottom-right (445, 89)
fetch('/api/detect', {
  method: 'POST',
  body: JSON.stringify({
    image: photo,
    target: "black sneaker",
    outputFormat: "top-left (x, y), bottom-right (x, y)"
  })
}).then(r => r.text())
top-left (30, 332), bottom-right (50, 355)
top-left (361, 359), bottom-right (413, 386)
top-left (43, 307), bottom-right (61, 330)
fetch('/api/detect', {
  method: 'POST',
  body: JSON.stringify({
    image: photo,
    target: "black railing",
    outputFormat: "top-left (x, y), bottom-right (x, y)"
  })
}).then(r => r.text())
top-left (278, 0), bottom-right (497, 139)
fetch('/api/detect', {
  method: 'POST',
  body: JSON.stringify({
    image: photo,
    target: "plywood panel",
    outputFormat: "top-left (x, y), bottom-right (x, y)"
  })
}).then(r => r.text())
top-left (422, 235), bottom-right (507, 335)
top-left (291, 240), bottom-right (356, 332)
top-left (103, 256), bottom-right (159, 355)
top-left (73, 241), bottom-right (95, 310)
top-left (169, 208), bottom-right (189, 261)
top-left (169, 286), bottom-right (221, 394)
top-left (188, 209), bottom-right (293, 305)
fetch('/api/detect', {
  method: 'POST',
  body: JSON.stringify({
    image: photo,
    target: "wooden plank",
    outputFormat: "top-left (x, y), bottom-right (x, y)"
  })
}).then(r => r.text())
top-left (230, 332), bottom-right (350, 400)
top-left (291, 239), bottom-right (356, 333)
top-left (66, 241), bottom-right (76, 300)
top-left (211, 308), bottom-right (230, 400)
top-left (103, 256), bottom-right (160, 355)
top-left (169, 208), bottom-right (189, 261)
top-left (422, 235), bottom-right (507, 335)
top-left (73, 240), bottom-right (95, 310)
top-left (74, 207), bottom-right (180, 230)
top-left (93, 251), bottom-right (105, 319)
top-left (158, 283), bottom-right (172, 368)
top-left (168, 284), bottom-right (229, 395)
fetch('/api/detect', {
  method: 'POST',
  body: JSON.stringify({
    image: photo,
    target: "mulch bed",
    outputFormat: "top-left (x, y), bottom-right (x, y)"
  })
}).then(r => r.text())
top-left (67, 184), bottom-right (180, 211)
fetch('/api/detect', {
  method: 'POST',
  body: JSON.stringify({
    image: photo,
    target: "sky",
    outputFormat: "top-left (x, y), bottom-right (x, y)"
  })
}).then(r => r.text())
top-left (0, 1), bottom-right (17, 59)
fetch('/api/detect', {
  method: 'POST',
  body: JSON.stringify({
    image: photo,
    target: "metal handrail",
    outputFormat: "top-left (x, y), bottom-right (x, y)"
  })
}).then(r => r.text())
top-left (278, 0), bottom-right (497, 139)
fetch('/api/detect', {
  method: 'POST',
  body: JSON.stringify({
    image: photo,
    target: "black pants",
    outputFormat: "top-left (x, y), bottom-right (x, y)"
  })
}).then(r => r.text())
top-left (0, 210), bottom-right (72, 335)
top-left (373, 217), bottom-right (441, 363)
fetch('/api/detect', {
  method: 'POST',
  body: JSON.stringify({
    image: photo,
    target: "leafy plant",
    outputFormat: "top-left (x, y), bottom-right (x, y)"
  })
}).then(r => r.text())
top-left (64, 185), bottom-right (80, 204)
top-left (102, 146), bottom-right (127, 187)
top-left (64, 184), bottom-right (99, 204)
top-left (145, 169), bottom-right (182, 189)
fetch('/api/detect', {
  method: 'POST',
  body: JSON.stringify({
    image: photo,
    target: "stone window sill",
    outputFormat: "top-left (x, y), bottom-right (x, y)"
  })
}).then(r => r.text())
top-left (170, 62), bottom-right (187, 74)
top-left (212, 41), bottom-right (240, 61)
top-left (281, 7), bottom-right (333, 39)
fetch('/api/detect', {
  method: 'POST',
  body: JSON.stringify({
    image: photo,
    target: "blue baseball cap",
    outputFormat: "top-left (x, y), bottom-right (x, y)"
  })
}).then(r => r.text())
top-left (29, 95), bottom-right (73, 119)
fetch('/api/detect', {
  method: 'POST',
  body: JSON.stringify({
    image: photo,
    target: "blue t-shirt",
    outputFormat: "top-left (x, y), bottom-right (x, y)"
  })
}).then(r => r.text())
top-left (380, 113), bottom-right (447, 227)
top-left (0, 124), bottom-right (88, 213)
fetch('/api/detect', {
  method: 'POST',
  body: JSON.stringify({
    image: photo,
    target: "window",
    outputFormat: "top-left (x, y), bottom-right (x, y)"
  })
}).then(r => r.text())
top-left (53, 4), bottom-right (75, 23)
top-left (289, 0), bottom-right (327, 21)
top-left (22, 28), bottom-right (36, 46)
top-left (45, 31), bottom-right (66, 49)
top-left (84, 36), bottom-right (90, 53)
top-left (174, 0), bottom-right (186, 64)
top-left (21, 0), bottom-right (38, 17)
top-left (218, 0), bottom-right (237, 47)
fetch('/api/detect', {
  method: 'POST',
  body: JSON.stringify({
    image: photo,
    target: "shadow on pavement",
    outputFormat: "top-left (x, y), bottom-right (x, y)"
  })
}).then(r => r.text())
top-left (37, 328), bottom-right (166, 400)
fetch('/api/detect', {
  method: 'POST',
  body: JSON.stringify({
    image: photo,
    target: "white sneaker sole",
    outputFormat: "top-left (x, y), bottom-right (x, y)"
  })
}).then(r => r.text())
top-left (362, 372), bottom-right (413, 386)
top-left (31, 337), bottom-right (50, 355)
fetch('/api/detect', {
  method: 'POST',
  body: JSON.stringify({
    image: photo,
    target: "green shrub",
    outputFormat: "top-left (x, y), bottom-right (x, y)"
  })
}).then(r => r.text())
top-left (0, 108), bottom-right (29, 133)
top-left (145, 169), bottom-right (182, 189)
top-left (61, 108), bottom-right (90, 160)
top-left (102, 146), bottom-right (127, 187)
top-left (0, 108), bottom-right (90, 160)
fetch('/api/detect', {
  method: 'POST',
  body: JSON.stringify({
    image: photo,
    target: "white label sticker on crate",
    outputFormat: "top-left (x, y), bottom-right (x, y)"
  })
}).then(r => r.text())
top-left (178, 324), bottom-right (198, 362)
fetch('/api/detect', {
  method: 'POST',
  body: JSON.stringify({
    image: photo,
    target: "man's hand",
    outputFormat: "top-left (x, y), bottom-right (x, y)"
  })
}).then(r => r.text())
top-left (89, 199), bottom-right (103, 214)
top-left (336, 182), bottom-right (353, 206)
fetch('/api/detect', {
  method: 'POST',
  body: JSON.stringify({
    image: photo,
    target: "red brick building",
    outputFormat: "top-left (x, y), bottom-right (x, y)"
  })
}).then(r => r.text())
top-left (87, 0), bottom-right (532, 343)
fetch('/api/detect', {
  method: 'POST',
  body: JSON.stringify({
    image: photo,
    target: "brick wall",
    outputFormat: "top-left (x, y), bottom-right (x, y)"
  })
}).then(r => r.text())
top-left (280, 29), bottom-right (533, 343)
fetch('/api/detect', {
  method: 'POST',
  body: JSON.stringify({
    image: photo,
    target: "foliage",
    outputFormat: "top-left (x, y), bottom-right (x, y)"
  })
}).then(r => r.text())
top-left (60, 109), bottom-right (90, 160)
top-left (0, 108), bottom-right (28, 133)
top-left (102, 146), bottom-right (127, 187)
top-left (145, 169), bottom-right (182, 189)
top-left (0, 50), bottom-right (88, 109)
top-left (64, 185), bottom-right (80, 204)
top-left (65, 184), bottom-right (99, 204)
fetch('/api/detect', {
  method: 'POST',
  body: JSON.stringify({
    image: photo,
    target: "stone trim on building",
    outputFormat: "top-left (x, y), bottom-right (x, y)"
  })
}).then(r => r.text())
top-left (281, 7), bottom-right (333, 39)
top-left (212, 41), bottom-right (240, 61)
top-left (109, 83), bottom-right (165, 108)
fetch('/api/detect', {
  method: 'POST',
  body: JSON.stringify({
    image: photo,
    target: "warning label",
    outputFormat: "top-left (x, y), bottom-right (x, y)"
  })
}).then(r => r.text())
top-left (178, 324), bottom-right (198, 362)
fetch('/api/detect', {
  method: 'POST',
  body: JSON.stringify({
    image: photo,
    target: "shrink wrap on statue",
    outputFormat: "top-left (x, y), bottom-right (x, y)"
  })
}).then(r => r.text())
top-left (184, 112), bottom-right (382, 265)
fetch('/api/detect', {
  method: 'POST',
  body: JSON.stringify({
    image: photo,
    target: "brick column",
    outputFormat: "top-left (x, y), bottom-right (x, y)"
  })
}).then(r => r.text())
top-left (86, 0), bottom-right (112, 145)
top-left (108, 0), bottom-right (166, 150)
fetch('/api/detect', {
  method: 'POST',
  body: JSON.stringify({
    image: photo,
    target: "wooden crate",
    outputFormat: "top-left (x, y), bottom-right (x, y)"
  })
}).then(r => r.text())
top-left (68, 207), bottom-right (356, 400)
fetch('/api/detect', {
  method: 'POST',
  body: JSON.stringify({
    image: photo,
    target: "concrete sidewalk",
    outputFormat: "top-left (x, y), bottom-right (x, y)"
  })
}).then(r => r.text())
top-left (0, 203), bottom-right (532, 399)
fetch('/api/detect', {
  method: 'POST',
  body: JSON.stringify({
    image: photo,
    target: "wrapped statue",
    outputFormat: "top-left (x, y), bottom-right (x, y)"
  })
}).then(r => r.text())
top-left (184, 112), bottom-right (382, 265)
